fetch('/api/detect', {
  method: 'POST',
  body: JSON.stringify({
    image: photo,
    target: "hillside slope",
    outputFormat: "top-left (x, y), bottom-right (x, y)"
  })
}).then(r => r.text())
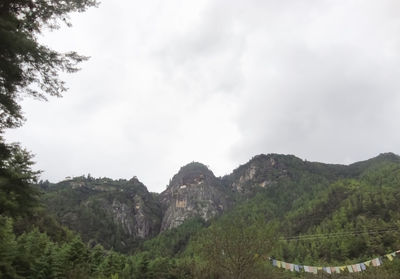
top-left (40, 176), bottom-right (162, 252)
top-left (41, 152), bottom-right (400, 257)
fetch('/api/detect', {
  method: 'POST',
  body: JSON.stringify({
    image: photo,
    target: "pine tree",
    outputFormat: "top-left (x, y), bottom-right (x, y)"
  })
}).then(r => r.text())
top-left (0, 143), bottom-right (40, 217)
top-left (0, 0), bottom-right (98, 131)
top-left (0, 216), bottom-right (17, 278)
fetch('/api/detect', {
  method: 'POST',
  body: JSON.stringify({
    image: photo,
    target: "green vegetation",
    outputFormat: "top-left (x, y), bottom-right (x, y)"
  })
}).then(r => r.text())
top-left (2, 156), bottom-right (400, 278)
top-left (40, 176), bottom-right (162, 253)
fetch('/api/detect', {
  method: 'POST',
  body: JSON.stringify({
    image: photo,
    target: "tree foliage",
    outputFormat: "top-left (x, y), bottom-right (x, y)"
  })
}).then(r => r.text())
top-left (0, 141), bottom-right (40, 217)
top-left (192, 213), bottom-right (277, 279)
top-left (0, 0), bottom-right (98, 131)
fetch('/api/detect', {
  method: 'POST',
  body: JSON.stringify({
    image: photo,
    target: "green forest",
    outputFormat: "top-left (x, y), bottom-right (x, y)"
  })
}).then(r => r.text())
top-left (2, 151), bottom-right (400, 278)
top-left (1, 0), bottom-right (400, 278)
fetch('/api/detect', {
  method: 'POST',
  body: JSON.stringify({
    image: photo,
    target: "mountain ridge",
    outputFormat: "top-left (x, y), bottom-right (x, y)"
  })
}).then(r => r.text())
top-left (40, 152), bottom-right (400, 252)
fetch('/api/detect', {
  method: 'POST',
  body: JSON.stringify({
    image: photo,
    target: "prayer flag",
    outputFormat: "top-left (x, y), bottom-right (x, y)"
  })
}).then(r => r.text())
top-left (347, 265), bottom-right (354, 273)
top-left (277, 261), bottom-right (281, 268)
top-left (294, 265), bottom-right (300, 272)
top-left (304, 266), bottom-right (309, 272)
top-left (356, 264), bottom-right (362, 272)
top-left (335, 267), bottom-right (341, 274)
top-left (386, 254), bottom-right (393, 261)
top-left (372, 258), bottom-right (381, 267)
top-left (360, 263), bottom-right (366, 271)
top-left (364, 260), bottom-right (371, 267)
top-left (272, 259), bottom-right (277, 266)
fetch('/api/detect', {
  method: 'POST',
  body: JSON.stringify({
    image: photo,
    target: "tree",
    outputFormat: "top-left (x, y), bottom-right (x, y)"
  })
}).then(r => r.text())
top-left (0, 0), bottom-right (98, 131)
top-left (194, 213), bottom-right (278, 279)
top-left (0, 142), bottom-right (40, 216)
top-left (0, 0), bottom-right (98, 220)
top-left (0, 216), bottom-right (17, 278)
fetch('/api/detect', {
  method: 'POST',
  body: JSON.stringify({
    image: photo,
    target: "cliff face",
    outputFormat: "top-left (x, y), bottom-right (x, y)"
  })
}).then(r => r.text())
top-left (41, 177), bottom-right (162, 252)
top-left (159, 162), bottom-right (233, 231)
top-left (41, 153), bottom-right (400, 252)
top-left (223, 154), bottom-right (303, 194)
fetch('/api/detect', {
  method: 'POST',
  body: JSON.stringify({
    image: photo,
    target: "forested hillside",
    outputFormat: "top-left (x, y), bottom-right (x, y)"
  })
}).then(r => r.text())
top-left (5, 152), bottom-right (395, 278)
top-left (40, 176), bottom-right (161, 253)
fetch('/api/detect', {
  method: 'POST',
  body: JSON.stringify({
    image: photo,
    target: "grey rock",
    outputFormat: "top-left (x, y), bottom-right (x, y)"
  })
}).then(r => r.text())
top-left (159, 162), bottom-right (233, 231)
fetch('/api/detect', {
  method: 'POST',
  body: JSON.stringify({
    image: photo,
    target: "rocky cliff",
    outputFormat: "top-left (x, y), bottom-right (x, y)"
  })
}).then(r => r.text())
top-left (159, 162), bottom-right (234, 231)
top-left (223, 154), bottom-right (304, 193)
top-left (41, 153), bottom-right (400, 252)
top-left (41, 176), bottom-right (162, 252)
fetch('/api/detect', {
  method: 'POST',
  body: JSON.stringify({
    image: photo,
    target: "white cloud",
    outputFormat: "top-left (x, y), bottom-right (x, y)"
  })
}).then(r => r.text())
top-left (6, 0), bottom-right (400, 192)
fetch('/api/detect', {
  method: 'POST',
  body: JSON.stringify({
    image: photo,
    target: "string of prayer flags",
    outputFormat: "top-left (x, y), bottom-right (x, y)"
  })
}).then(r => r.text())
top-left (270, 250), bottom-right (399, 274)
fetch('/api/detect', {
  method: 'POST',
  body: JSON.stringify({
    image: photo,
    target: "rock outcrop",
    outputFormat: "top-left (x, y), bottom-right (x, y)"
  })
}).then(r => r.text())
top-left (159, 162), bottom-right (233, 231)
top-left (41, 153), bottom-right (400, 252)
top-left (41, 176), bottom-right (162, 252)
top-left (223, 154), bottom-right (299, 193)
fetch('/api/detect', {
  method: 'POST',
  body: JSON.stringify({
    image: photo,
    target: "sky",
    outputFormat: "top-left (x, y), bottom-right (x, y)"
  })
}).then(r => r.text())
top-left (6, 0), bottom-right (400, 193)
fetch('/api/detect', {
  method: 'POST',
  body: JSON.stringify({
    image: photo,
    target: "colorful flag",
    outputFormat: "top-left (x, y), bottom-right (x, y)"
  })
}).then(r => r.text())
top-left (352, 264), bottom-right (359, 272)
top-left (372, 258), bottom-right (381, 267)
top-left (386, 254), bottom-right (394, 261)
top-left (359, 264), bottom-right (363, 272)
top-left (312, 267), bottom-right (318, 274)
top-left (347, 265), bottom-right (354, 273)
top-left (268, 250), bottom-right (399, 273)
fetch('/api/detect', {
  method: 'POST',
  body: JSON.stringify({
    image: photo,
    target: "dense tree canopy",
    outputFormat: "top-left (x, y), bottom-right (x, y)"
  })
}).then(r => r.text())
top-left (0, 141), bottom-right (40, 217)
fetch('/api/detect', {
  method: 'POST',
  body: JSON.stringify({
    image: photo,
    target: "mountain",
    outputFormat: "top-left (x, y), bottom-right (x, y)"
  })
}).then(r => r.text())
top-left (40, 152), bottom-right (400, 255)
top-left (40, 176), bottom-right (161, 252)
top-left (159, 162), bottom-right (234, 231)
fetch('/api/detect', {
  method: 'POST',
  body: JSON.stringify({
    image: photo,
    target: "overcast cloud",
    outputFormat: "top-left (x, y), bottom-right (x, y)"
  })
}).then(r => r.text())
top-left (6, 0), bottom-right (400, 192)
